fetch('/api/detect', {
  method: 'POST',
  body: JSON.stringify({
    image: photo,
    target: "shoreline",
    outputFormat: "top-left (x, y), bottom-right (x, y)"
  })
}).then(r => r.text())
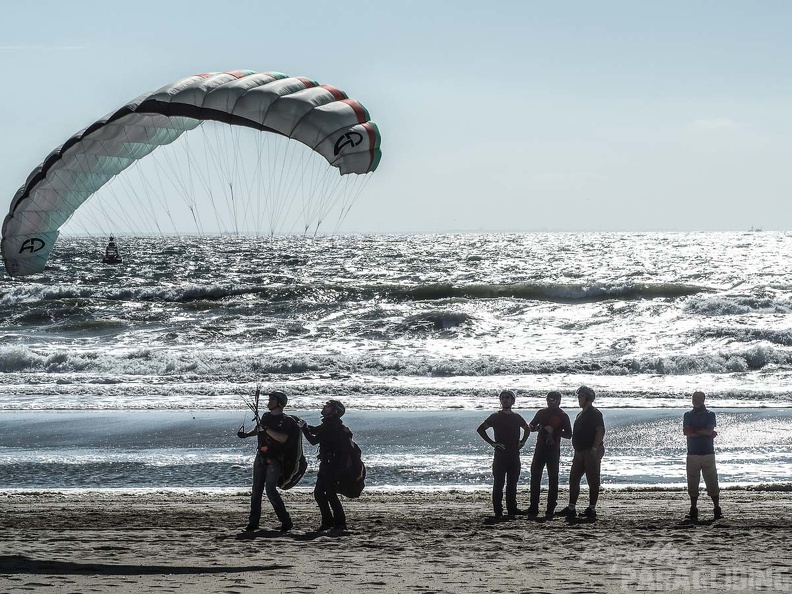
top-left (3, 403), bottom-right (792, 411)
top-left (2, 489), bottom-right (792, 593)
top-left (2, 482), bottom-right (792, 496)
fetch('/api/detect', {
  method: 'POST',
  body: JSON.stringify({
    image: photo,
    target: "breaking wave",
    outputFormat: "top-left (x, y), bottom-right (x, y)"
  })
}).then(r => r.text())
top-left (2, 281), bottom-right (711, 306)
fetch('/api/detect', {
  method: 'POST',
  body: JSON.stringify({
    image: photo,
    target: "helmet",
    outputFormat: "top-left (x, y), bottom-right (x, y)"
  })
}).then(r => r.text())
top-left (268, 390), bottom-right (288, 407)
top-left (575, 385), bottom-right (596, 403)
top-left (326, 399), bottom-right (346, 417)
top-left (499, 389), bottom-right (516, 402)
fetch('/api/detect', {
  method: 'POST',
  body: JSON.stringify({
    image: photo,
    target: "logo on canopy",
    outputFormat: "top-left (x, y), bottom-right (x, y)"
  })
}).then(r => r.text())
top-left (334, 132), bottom-right (363, 156)
top-left (19, 238), bottom-right (46, 253)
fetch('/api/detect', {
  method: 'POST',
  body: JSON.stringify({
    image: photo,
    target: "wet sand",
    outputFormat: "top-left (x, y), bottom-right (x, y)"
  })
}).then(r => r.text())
top-left (1, 488), bottom-right (791, 593)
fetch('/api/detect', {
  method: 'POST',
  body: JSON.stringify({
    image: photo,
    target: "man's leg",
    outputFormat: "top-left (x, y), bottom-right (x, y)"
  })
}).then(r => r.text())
top-left (554, 451), bottom-right (583, 517)
top-left (314, 470), bottom-right (334, 528)
top-left (686, 455), bottom-right (702, 519)
top-left (529, 450), bottom-right (545, 514)
top-left (264, 459), bottom-right (292, 529)
top-left (247, 455), bottom-right (265, 529)
top-left (700, 454), bottom-right (721, 516)
top-left (568, 451), bottom-right (584, 508)
top-left (546, 448), bottom-right (561, 514)
top-left (505, 455), bottom-right (521, 514)
top-left (583, 447), bottom-right (602, 509)
top-left (325, 476), bottom-right (347, 528)
top-left (492, 456), bottom-right (506, 516)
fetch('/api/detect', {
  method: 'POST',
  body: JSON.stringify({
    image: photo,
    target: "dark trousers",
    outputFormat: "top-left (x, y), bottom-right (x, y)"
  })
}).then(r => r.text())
top-left (249, 455), bottom-right (290, 526)
top-left (314, 467), bottom-right (346, 527)
top-left (492, 453), bottom-right (521, 516)
top-left (530, 447), bottom-right (560, 513)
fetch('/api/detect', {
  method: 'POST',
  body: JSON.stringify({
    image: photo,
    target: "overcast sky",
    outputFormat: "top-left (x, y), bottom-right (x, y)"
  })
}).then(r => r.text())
top-left (1, 0), bottom-right (791, 233)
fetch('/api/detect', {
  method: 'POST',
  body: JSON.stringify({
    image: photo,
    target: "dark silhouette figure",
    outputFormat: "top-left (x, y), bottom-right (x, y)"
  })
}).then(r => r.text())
top-left (556, 385), bottom-right (605, 521)
top-left (527, 391), bottom-right (572, 518)
top-left (299, 399), bottom-right (354, 531)
top-left (238, 390), bottom-right (296, 532)
top-left (683, 390), bottom-right (722, 521)
top-left (477, 390), bottom-right (531, 519)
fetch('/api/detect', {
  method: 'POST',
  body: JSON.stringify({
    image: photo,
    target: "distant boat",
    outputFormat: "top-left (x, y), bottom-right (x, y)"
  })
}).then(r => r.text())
top-left (749, 226), bottom-right (763, 232)
top-left (102, 236), bottom-right (122, 264)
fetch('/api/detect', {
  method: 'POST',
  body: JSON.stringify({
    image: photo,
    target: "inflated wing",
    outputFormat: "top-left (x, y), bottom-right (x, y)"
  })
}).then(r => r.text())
top-left (1, 70), bottom-right (382, 277)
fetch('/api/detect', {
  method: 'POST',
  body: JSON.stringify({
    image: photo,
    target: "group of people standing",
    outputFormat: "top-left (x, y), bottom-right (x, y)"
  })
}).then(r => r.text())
top-left (237, 385), bottom-right (723, 533)
top-left (477, 385), bottom-right (604, 520)
top-left (478, 386), bottom-right (722, 522)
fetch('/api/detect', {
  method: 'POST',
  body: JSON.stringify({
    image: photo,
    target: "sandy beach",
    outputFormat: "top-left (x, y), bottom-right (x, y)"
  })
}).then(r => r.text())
top-left (1, 488), bottom-right (791, 593)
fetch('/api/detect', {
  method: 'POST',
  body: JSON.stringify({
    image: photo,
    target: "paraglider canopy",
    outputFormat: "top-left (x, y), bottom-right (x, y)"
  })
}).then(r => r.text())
top-left (1, 70), bottom-right (382, 277)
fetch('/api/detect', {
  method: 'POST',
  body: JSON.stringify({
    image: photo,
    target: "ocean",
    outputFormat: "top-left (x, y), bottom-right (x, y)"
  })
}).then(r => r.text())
top-left (1, 231), bottom-right (791, 491)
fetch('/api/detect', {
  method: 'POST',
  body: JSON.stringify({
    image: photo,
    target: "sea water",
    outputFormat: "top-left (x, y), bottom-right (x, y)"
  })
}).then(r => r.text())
top-left (1, 409), bottom-right (791, 491)
top-left (1, 232), bottom-right (791, 491)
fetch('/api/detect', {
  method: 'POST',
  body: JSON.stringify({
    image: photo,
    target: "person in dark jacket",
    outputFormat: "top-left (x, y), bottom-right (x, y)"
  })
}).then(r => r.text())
top-left (299, 399), bottom-right (353, 531)
top-left (237, 390), bottom-right (296, 532)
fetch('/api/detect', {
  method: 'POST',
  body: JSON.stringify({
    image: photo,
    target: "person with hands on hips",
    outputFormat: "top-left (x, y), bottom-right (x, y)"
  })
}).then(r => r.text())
top-left (477, 389), bottom-right (531, 519)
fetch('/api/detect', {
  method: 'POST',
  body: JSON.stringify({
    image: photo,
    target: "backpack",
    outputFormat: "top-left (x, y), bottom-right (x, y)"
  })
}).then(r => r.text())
top-left (336, 439), bottom-right (366, 498)
top-left (278, 415), bottom-right (307, 490)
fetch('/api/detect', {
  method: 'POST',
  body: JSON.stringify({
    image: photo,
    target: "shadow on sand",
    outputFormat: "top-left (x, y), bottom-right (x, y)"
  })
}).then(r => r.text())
top-left (0, 555), bottom-right (290, 576)
top-left (235, 528), bottom-right (349, 542)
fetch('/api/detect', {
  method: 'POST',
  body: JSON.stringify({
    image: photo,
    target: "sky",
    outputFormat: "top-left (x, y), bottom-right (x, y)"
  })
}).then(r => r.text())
top-left (1, 0), bottom-right (791, 233)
